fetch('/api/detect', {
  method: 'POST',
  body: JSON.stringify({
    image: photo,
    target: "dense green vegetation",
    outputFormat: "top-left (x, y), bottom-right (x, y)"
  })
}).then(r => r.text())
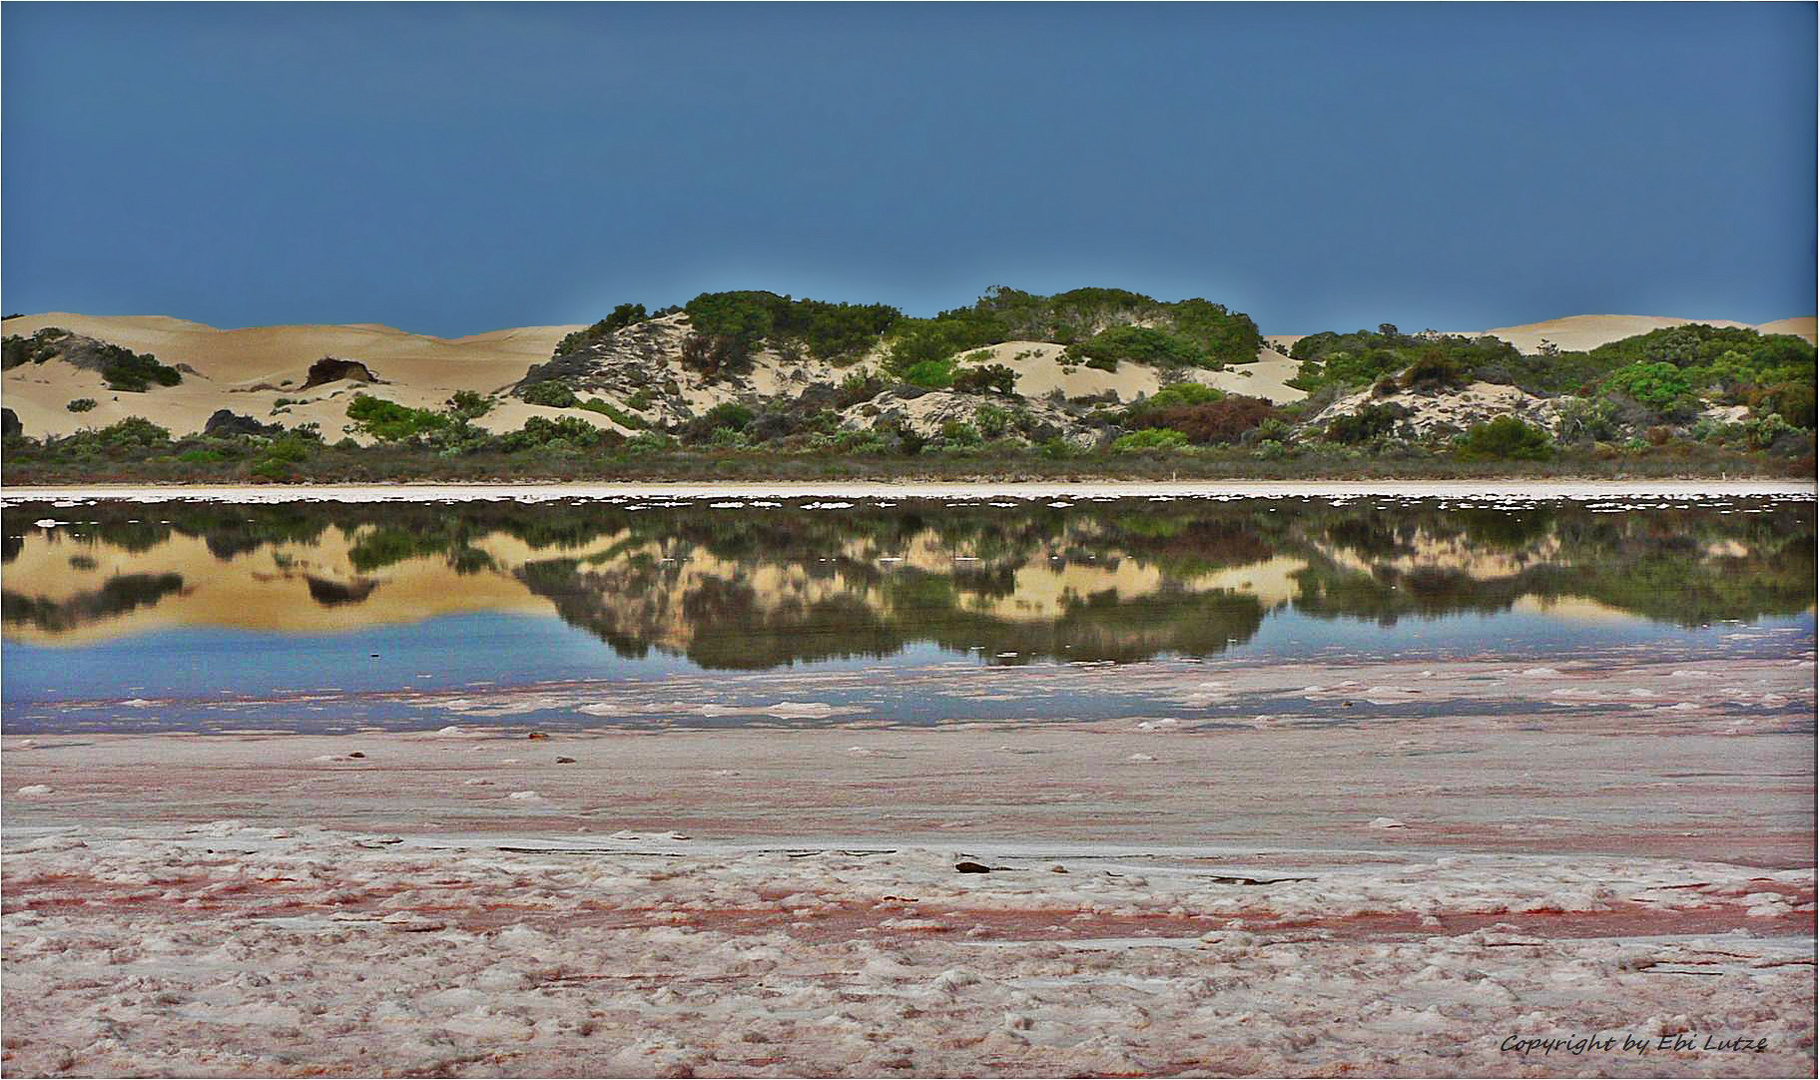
top-left (552, 302), bottom-right (649, 357)
top-left (885, 286), bottom-right (1261, 375)
top-left (681, 291), bottom-right (901, 371)
top-left (1289, 325), bottom-right (1522, 394)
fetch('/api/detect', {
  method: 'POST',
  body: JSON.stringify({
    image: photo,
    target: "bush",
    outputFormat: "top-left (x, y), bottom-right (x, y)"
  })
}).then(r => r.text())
top-left (1602, 362), bottom-right (1692, 411)
top-left (973, 403), bottom-right (1015, 439)
top-left (522, 381), bottom-right (580, 408)
top-left (1324, 403), bottom-right (1405, 444)
top-left (66, 398), bottom-right (96, 413)
top-left (1111, 428), bottom-right (1189, 452)
top-left (553, 302), bottom-right (648, 357)
top-left (951, 363), bottom-right (1019, 395)
top-left (498, 415), bottom-right (616, 452)
top-left (1456, 416), bottom-right (1554, 461)
top-left (1131, 395), bottom-right (1279, 445)
top-left (900, 359), bottom-right (956, 389)
top-left (1138, 382), bottom-right (1225, 411)
top-left (99, 345), bottom-right (183, 392)
top-left (1399, 349), bottom-right (1470, 392)
top-left (445, 390), bottom-right (493, 420)
top-left (1554, 396), bottom-right (1620, 443)
top-left (345, 394), bottom-right (449, 442)
top-left (1746, 381), bottom-right (1817, 429)
top-left (578, 398), bottom-right (647, 430)
top-left (1067, 325), bottom-right (1206, 370)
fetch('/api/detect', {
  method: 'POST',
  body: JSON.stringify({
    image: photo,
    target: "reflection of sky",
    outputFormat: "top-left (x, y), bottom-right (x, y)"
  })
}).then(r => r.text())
top-left (5, 605), bottom-right (1812, 729)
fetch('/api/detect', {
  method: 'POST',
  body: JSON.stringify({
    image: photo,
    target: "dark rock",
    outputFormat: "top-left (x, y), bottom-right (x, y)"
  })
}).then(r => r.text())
top-left (555, 756), bottom-right (577, 764)
top-left (1, 408), bottom-right (20, 438)
top-left (203, 409), bottom-right (283, 438)
top-left (299, 357), bottom-right (381, 390)
top-left (955, 861), bottom-right (992, 874)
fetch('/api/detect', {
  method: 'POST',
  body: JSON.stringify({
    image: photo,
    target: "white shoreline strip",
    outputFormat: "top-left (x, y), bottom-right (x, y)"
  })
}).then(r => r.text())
top-left (2, 479), bottom-right (1814, 504)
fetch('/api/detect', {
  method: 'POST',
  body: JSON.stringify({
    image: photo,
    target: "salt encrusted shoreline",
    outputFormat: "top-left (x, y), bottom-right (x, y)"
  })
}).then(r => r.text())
top-left (2, 479), bottom-right (1814, 506)
top-left (4, 706), bottom-right (1815, 1077)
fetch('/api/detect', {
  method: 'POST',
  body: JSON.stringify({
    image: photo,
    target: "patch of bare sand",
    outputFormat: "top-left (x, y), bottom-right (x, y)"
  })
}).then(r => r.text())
top-left (0, 313), bottom-right (593, 442)
top-left (963, 341), bottom-right (1306, 405)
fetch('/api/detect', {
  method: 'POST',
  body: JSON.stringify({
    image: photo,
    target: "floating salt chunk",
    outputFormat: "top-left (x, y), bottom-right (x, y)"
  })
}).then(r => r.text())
top-left (1127, 753), bottom-right (1156, 762)
top-left (507, 790), bottom-right (546, 802)
top-left (1669, 670), bottom-right (1718, 679)
top-left (119, 698), bottom-right (156, 708)
top-left (1521, 667), bottom-right (1561, 677)
top-left (1368, 817), bottom-right (1407, 829)
top-left (14, 785), bottom-right (53, 797)
top-left (32, 519), bottom-right (62, 528)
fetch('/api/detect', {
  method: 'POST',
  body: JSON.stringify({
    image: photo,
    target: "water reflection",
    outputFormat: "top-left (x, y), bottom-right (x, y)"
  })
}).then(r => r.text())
top-left (2, 498), bottom-right (1813, 668)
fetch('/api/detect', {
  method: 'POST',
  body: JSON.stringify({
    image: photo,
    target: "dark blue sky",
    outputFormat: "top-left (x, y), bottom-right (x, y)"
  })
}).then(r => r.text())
top-left (4, 3), bottom-right (1813, 336)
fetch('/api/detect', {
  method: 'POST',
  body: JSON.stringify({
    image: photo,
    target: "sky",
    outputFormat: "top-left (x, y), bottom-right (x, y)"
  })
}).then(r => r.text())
top-left (3, 3), bottom-right (1814, 336)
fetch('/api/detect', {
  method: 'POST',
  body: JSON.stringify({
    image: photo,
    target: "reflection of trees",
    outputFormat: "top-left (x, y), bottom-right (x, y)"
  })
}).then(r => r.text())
top-left (3, 573), bottom-right (187, 632)
top-left (3, 499), bottom-right (1813, 659)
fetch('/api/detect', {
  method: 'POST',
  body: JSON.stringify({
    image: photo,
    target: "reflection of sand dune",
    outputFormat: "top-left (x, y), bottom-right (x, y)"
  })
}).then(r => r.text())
top-left (1510, 596), bottom-right (1637, 623)
top-left (1314, 532), bottom-right (1564, 580)
top-left (2, 529), bottom-right (554, 644)
top-left (2, 521), bottom-right (1297, 655)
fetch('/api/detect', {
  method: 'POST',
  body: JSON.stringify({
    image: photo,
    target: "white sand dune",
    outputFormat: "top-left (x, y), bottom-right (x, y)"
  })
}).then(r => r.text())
top-left (0, 313), bottom-right (598, 442)
top-left (3, 310), bottom-right (1810, 441)
top-left (1465, 314), bottom-right (1815, 353)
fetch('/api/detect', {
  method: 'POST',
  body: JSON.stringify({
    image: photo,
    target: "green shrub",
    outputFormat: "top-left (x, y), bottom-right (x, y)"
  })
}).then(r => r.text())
top-left (66, 398), bottom-right (96, 413)
top-left (1555, 396), bottom-right (1620, 443)
top-left (345, 394), bottom-right (449, 442)
top-left (1131, 382), bottom-right (1224, 414)
top-left (498, 415), bottom-right (613, 451)
top-left (2, 328), bottom-right (70, 369)
top-left (554, 302), bottom-right (648, 357)
top-left (1456, 416), bottom-right (1555, 461)
top-left (901, 359), bottom-right (956, 389)
top-left (522, 381), bottom-right (580, 408)
top-left (578, 398), bottom-right (648, 429)
top-left (625, 388), bottom-right (656, 412)
top-left (937, 421), bottom-right (982, 448)
top-left (973, 404), bottom-right (1015, 439)
top-left (950, 363), bottom-right (1018, 395)
top-left (1068, 325), bottom-right (1206, 370)
top-left (1602, 362), bottom-right (1692, 410)
top-left (1399, 349), bottom-right (1470, 391)
top-left (1111, 428), bottom-right (1189, 452)
top-left (445, 390), bottom-right (493, 420)
top-left (99, 346), bottom-right (183, 392)
top-left (1324, 403), bottom-right (1404, 444)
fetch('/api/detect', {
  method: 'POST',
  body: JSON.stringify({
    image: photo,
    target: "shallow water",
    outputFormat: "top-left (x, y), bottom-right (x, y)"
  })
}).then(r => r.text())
top-left (3, 494), bottom-right (1813, 732)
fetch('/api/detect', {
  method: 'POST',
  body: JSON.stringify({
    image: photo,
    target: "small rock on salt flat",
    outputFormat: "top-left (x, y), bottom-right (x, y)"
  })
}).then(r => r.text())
top-left (1368, 817), bottom-right (1407, 829)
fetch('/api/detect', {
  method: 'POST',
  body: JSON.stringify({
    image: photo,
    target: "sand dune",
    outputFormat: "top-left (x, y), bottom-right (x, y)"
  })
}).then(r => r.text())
top-left (1467, 313), bottom-right (1815, 353)
top-left (2, 310), bottom-right (1809, 442)
top-left (0, 313), bottom-right (595, 441)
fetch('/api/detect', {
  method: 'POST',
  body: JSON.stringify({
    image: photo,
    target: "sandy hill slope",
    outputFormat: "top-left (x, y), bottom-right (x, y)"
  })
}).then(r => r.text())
top-left (1466, 314), bottom-right (1815, 353)
top-left (1, 313), bottom-right (597, 441)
